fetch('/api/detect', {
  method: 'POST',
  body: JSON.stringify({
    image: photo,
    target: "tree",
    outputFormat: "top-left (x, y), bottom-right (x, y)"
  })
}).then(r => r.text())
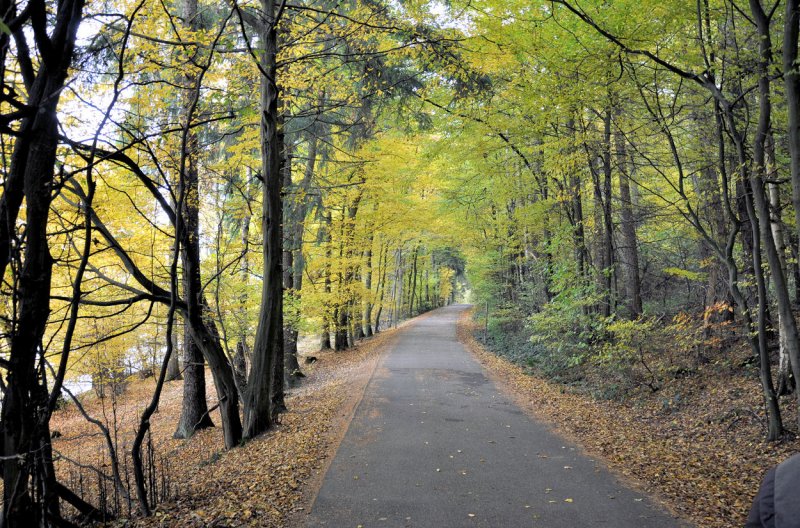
top-left (241, 0), bottom-right (284, 439)
top-left (0, 0), bottom-right (88, 522)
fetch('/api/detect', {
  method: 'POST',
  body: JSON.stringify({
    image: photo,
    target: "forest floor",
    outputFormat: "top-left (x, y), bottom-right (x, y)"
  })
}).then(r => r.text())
top-left (50, 324), bottom-right (405, 527)
top-left (48, 306), bottom-right (800, 528)
top-left (457, 309), bottom-right (799, 528)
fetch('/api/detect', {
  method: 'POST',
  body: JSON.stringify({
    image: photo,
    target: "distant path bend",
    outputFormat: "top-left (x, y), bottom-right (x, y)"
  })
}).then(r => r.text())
top-left (306, 305), bottom-right (685, 527)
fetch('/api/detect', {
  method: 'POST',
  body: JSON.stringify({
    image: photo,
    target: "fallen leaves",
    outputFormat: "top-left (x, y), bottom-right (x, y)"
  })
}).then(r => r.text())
top-left (457, 309), bottom-right (800, 528)
top-left (49, 327), bottom-right (401, 527)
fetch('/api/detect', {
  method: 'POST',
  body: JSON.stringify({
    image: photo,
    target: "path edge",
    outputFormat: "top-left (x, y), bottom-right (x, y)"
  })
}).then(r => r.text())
top-left (290, 309), bottom-right (442, 526)
top-left (455, 306), bottom-right (693, 527)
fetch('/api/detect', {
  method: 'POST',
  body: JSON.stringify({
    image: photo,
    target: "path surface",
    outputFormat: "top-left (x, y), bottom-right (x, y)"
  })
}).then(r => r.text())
top-left (306, 305), bottom-right (684, 527)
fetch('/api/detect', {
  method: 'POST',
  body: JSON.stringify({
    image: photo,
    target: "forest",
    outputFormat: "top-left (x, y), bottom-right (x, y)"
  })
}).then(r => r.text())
top-left (2, 0), bottom-right (800, 525)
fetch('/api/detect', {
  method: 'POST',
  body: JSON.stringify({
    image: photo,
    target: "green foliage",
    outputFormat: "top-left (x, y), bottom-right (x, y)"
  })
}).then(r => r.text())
top-left (592, 317), bottom-right (662, 397)
top-left (662, 267), bottom-right (707, 283)
top-left (528, 285), bottom-right (606, 373)
top-left (595, 318), bottom-right (656, 366)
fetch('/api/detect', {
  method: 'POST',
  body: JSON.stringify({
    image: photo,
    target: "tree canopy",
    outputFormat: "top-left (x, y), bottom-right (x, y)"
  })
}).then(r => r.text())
top-left (3, 0), bottom-right (800, 524)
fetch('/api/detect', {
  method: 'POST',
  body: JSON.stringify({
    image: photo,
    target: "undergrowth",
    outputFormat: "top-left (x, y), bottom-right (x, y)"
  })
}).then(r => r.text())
top-left (479, 300), bottom-right (760, 405)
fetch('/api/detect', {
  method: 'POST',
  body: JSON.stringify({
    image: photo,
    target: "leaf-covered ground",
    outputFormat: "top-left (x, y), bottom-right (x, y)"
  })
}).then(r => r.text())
top-left (50, 308), bottom-right (798, 527)
top-left (50, 328), bottom-right (399, 527)
top-left (456, 309), bottom-right (799, 528)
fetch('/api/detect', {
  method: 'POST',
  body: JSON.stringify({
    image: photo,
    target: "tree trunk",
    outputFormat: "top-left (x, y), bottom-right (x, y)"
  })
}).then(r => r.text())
top-left (374, 244), bottom-right (389, 332)
top-left (174, 324), bottom-right (213, 439)
top-left (320, 210), bottom-right (333, 350)
top-left (283, 126), bottom-right (316, 381)
top-left (571, 163), bottom-right (589, 285)
top-left (272, 124), bottom-right (289, 416)
top-left (785, 0), bottom-right (800, 303)
top-left (784, 0), bottom-right (800, 392)
top-left (613, 112), bottom-right (642, 316)
top-left (1, 0), bottom-right (86, 522)
top-left (353, 298), bottom-right (365, 339)
top-left (244, 0), bottom-right (283, 439)
top-left (744, 175), bottom-right (784, 440)
top-left (589, 150), bottom-right (610, 316)
top-left (234, 175), bottom-right (252, 399)
top-left (767, 134), bottom-right (795, 395)
top-left (335, 308), bottom-right (349, 350)
top-left (283, 146), bottom-right (301, 387)
top-left (166, 331), bottom-right (182, 381)
top-left (750, 0), bottom-right (800, 431)
top-left (233, 340), bottom-right (249, 398)
top-left (601, 109), bottom-right (616, 315)
top-left (172, 0), bottom-right (234, 444)
top-left (364, 242), bottom-right (374, 337)
top-left (395, 251), bottom-right (405, 324)
top-left (409, 245), bottom-right (419, 316)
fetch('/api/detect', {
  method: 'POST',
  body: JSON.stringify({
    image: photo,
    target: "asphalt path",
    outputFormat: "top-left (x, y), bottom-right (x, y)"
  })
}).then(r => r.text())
top-left (306, 305), bottom-right (685, 528)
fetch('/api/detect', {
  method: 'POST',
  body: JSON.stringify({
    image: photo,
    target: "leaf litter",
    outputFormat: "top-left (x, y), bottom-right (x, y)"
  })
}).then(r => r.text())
top-left (48, 327), bottom-right (401, 527)
top-left (457, 309), bottom-right (799, 528)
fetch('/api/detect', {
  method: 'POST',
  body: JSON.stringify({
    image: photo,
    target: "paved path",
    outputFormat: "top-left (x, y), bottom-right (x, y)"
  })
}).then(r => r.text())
top-left (307, 305), bottom-right (684, 527)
